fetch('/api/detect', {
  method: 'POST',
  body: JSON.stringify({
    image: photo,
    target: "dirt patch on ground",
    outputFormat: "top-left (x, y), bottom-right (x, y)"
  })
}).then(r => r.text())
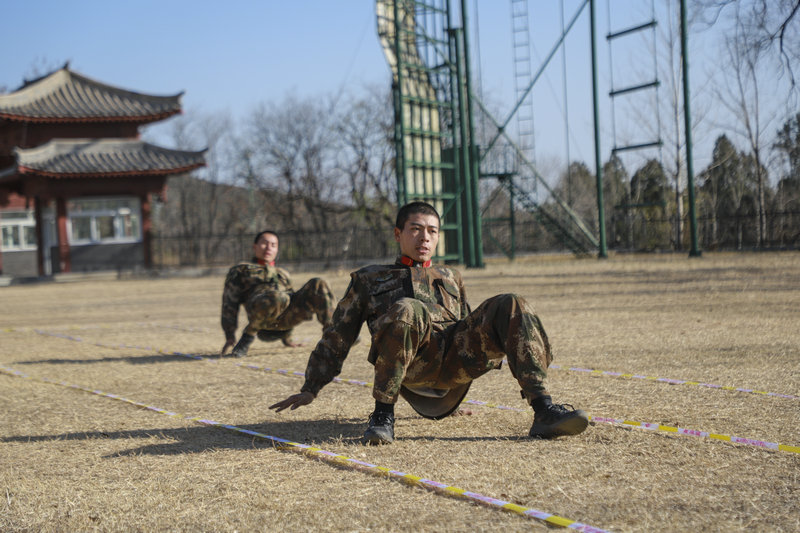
top-left (1, 251), bottom-right (798, 531)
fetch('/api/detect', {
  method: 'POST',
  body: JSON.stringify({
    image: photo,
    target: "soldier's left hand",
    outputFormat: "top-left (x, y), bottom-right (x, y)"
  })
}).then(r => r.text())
top-left (282, 339), bottom-right (305, 348)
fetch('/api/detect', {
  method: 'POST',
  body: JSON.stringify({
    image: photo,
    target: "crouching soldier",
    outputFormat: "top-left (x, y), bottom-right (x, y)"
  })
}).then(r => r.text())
top-left (221, 230), bottom-right (335, 357)
top-left (270, 202), bottom-right (589, 443)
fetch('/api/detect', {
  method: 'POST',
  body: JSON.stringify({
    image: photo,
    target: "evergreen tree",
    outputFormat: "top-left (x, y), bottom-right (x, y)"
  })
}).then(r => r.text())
top-left (629, 159), bottom-right (670, 250)
top-left (699, 134), bottom-right (770, 249)
top-left (774, 112), bottom-right (800, 178)
top-left (602, 154), bottom-right (630, 249)
top-left (773, 113), bottom-right (800, 245)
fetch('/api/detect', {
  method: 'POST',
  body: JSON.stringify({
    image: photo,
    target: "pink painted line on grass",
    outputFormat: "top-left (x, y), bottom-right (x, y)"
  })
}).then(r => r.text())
top-left (0, 364), bottom-right (610, 532)
top-left (27, 330), bottom-right (800, 455)
top-left (550, 364), bottom-right (797, 400)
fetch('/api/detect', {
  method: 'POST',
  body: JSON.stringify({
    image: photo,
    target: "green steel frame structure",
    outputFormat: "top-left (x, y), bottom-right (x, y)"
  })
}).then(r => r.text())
top-left (377, 0), bottom-right (700, 264)
top-left (377, 0), bottom-right (483, 267)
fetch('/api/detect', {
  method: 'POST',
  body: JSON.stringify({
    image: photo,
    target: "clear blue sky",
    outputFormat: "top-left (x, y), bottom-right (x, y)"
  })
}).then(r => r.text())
top-left (2, 2), bottom-right (389, 113)
top-left (2, 0), bottom-right (759, 178)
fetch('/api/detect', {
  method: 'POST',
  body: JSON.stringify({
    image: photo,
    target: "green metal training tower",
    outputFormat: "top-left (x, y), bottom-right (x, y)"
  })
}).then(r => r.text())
top-left (377, 0), bottom-right (483, 267)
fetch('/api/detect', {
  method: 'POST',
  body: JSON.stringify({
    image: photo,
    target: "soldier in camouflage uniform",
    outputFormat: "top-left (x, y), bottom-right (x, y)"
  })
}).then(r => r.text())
top-left (270, 203), bottom-right (588, 443)
top-left (221, 230), bottom-right (335, 358)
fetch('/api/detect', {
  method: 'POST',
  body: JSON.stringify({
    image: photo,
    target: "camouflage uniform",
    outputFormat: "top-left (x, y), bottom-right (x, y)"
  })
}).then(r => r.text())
top-left (221, 259), bottom-right (335, 346)
top-left (300, 256), bottom-right (552, 405)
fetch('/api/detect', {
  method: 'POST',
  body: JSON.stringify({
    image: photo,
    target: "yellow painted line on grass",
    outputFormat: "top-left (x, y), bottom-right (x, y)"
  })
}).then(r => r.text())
top-left (0, 364), bottom-right (609, 532)
top-left (586, 416), bottom-right (800, 454)
top-left (31, 326), bottom-right (798, 401)
top-left (29, 328), bottom-right (800, 455)
top-left (550, 364), bottom-right (798, 400)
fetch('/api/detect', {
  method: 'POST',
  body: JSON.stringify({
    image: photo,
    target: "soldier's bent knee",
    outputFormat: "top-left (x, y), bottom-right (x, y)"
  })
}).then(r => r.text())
top-left (385, 297), bottom-right (427, 324)
top-left (498, 293), bottom-right (532, 311)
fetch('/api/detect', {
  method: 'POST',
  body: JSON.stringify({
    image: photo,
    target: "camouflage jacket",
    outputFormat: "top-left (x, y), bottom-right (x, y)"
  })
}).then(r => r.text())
top-left (221, 259), bottom-right (293, 341)
top-left (300, 256), bottom-right (469, 396)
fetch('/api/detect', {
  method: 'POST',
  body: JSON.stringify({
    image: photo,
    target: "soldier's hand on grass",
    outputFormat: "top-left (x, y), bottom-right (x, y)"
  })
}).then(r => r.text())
top-left (269, 392), bottom-right (315, 412)
top-left (221, 339), bottom-right (234, 356)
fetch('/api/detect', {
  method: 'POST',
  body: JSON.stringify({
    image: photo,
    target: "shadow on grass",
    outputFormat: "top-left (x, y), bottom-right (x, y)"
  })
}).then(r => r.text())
top-left (13, 351), bottom-right (225, 366)
top-left (1, 417), bottom-right (366, 456)
top-left (0, 415), bottom-right (524, 457)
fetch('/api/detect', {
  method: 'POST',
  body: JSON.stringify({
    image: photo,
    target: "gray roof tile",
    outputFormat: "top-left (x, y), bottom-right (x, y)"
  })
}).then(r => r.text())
top-left (12, 138), bottom-right (206, 177)
top-left (0, 66), bottom-right (183, 122)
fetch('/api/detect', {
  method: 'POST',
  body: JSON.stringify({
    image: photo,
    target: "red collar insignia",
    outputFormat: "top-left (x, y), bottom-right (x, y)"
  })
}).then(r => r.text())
top-left (399, 255), bottom-right (431, 268)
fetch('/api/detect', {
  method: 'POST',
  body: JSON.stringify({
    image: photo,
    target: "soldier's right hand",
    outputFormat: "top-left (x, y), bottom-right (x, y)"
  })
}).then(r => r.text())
top-left (269, 392), bottom-right (315, 412)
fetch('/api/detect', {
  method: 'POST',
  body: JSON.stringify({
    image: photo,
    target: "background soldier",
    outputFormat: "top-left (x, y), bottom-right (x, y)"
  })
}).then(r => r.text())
top-left (221, 230), bottom-right (335, 357)
top-left (270, 202), bottom-right (588, 444)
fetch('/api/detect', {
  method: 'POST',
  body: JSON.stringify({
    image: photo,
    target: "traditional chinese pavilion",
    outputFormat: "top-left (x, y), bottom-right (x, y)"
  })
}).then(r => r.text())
top-left (0, 64), bottom-right (206, 277)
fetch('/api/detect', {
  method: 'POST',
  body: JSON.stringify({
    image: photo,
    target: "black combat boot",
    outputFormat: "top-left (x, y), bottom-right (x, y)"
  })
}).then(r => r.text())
top-left (362, 410), bottom-right (395, 445)
top-left (230, 333), bottom-right (255, 358)
top-left (529, 395), bottom-right (589, 438)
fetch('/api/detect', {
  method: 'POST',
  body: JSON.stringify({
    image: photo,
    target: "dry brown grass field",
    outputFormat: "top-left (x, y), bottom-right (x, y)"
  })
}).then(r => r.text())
top-left (1, 251), bottom-right (798, 532)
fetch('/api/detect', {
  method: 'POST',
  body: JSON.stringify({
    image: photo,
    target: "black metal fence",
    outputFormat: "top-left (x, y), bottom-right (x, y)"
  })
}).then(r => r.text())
top-left (481, 209), bottom-right (800, 257)
top-left (610, 210), bottom-right (800, 252)
top-left (154, 210), bottom-right (799, 269)
top-left (152, 227), bottom-right (399, 270)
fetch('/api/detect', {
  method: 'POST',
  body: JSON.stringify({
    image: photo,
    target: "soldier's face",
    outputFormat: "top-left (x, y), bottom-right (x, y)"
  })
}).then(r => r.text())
top-left (394, 213), bottom-right (439, 262)
top-left (253, 233), bottom-right (279, 263)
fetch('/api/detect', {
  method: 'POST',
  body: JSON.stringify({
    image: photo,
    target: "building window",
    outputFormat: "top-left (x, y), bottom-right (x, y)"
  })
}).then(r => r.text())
top-left (0, 211), bottom-right (37, 251)
top-left (67, 197), bottom-right (142, 245)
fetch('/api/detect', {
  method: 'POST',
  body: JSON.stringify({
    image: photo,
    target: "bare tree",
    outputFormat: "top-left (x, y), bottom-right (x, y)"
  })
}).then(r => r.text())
top-left (334, 86), bottom-right (397, 237)
top-left (149, 110), bottom-right (243, 264)
top-left (243, 96), bottom-right (347, 233)
top-left (697, 0), bottom-right (800, 90)
top-left (714, 7), bottom-right (779, 247)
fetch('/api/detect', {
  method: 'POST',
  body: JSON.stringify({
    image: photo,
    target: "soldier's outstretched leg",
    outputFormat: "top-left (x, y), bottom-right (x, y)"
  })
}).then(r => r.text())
top-left (275, 278), bottom-right (336, 330)
top-left (369, 298), bottom-right (437, 404)
top-left (306, 277), bottom-right (336, 327)
top-left (450, 293), bottom-right (587, 438)
top-left (231, 332), bottom-right (255, 358)
top-left (363, 298), bottom-right (438, 445)
top-left (528, 395), bottom-right (588, 438)
top-left (362, 402), bottom-right (395, 445)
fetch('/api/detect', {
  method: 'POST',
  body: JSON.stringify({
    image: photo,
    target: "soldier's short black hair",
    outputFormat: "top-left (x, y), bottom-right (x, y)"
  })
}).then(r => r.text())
top-left (253, 230), bottom-right (279, 244)
top-left (395, 202), bottom-right (440, 230)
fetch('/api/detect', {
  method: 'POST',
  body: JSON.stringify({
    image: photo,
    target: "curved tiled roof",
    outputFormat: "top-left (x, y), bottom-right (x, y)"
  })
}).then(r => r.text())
top-left (0, 66), bottom-right (183, 123)
top-left (10, 138), bottom-right (206, 177)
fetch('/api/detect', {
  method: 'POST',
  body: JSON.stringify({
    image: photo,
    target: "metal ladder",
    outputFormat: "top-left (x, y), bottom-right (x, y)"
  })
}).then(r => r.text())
top-left (510, 0), bottom-right (537, 198)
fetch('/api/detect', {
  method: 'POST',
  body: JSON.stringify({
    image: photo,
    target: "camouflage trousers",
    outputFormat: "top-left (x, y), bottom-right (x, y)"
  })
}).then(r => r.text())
top-left (243, 278), bottom-right (335, 336)
top-left (368, 293), bottom-right (552, 405)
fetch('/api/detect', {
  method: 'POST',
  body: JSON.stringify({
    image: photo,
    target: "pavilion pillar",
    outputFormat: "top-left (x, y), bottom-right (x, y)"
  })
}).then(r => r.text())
top-left (0, 189), bottom-right (6, 275)
top-left (55, 196), bottom-right (71, 273)
top-left (140, 192), bottom-right (152, 268)
top-left (34, 196), bottom-right (46, 276)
